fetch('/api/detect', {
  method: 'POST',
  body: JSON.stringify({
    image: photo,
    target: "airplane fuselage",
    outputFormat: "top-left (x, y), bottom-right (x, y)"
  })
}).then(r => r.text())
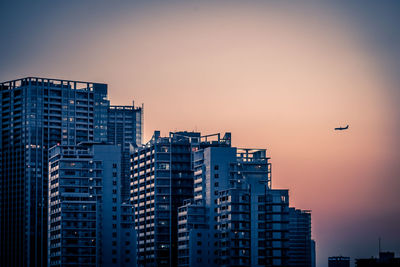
top-left (335, 125), bottom-right (349, 130)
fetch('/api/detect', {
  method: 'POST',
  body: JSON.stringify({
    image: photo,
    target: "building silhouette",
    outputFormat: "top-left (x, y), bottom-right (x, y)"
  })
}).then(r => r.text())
top-left (1, 76), bottom-right (316, 267)
top-left (48, 143), bottom-right (136, 266)
top-left (0, 77), bottom-right (142, 267)
top-left (177, 141), bottom-right (294, 266)
top-left (107, 104), bottom-right (143, 202)
top-left (356, 252), bottom-right (400, 267)
top-left (178, 133), bottom-right (232, 266)
top-left (131, 131), bottom-right (205, 266)
top-left (328, 256), bottom-right (350, 267)
top-left (288, 208), bottom-right (315, 267)
top-left (0, 77), bottom-right (108, 267)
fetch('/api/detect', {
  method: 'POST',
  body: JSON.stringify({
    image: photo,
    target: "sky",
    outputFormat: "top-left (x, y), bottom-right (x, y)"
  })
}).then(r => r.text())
top-left (1, 1), bottom-right (400, 266)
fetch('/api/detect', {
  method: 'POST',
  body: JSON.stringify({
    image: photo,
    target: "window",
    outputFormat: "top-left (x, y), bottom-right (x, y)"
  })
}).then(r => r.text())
top-left (112, 163), bottom-right (117, 168)
top-left (214, 165), bottom-right (219, 170)
top-left (214, 174), bottom-right (219, 178)
top-left (214, 182), bottom-right (219, 187)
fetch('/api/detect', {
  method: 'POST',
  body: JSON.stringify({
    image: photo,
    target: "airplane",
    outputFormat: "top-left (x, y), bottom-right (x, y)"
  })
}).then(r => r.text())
top-left (334, 125), bottom-right (349, 131)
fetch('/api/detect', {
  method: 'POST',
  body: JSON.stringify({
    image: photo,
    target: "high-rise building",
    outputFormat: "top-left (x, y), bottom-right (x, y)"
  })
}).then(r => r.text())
top-left (177, 140), bottom-right (291, 267)
top-left (107, 104), bottom-right (143, 202)
top-left (328, 256), bottom-right (350, 267)
top-left (130, 131), bottom-right (202, 267)
top-left (288, 208), bottom-right (314, 267)
top-left (48, 143), bottom-right (136, 266)
top-left (177, 134), bottom-right (232, 267)
top-left (0, 77), bottom-right (108, 267)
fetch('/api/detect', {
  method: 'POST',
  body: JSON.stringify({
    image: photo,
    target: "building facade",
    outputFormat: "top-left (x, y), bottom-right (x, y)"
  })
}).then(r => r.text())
top-left (130, 131), bottom-right (203, 267)
top-left (177, 199), bottom-right (209, 267)
top-left (48, 143), bottom-right (136, 266)
top-left (108, 104), bottom-right (143, 202)
top-left (288, 208), bottom-right (314, 267)
top-left (177, 140), bottom-right (292, 267)
top-left (0, 77), bottom-right (108, 267)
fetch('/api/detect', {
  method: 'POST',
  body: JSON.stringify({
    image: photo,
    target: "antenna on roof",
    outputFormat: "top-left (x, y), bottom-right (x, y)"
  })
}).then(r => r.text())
top-left (379, 237), bottom-right (381, 254)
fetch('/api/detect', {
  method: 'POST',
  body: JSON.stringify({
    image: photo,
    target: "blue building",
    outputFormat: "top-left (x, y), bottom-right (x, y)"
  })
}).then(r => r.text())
top-left (108, 104), bottom-right (143, 202)
top-left (0, 77), bottom-right (143, 266)
top-left (177, 137), bottom-right (291, 267)
top-left (288, 208), bottom-right (315, 267)
top-left (130, 131), bottom-right (205, 267)
top-left (48, 143), bottom-right (136, 266)
top-left (0, 77), bottom-right (108, 267)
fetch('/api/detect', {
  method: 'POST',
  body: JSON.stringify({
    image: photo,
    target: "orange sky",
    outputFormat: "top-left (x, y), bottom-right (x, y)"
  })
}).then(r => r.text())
top-left (1, 1), bottom-right (399, 265)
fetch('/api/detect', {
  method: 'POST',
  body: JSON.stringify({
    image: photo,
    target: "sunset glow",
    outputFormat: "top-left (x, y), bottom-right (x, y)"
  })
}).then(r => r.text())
top-left (1, 1), bottom-right (399, 266)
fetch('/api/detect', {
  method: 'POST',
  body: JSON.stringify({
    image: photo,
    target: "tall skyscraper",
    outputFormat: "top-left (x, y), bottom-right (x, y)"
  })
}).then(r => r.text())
top-left (130, 131), bottom-right (202, 267)
top-left (288, 208), bottom-right (314, 267)
top-left (0, 77), bottom-right (108, 267)
top-left (178, 133), bottom-right (232, 267)
top-left (48, 143), bottom-right (136, 266)
top-left (107, 104), bottom-right (143, 202)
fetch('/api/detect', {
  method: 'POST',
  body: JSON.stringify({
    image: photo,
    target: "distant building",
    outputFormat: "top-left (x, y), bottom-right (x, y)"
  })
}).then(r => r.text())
top-left (329, 256), bottom-right (350, 267)
top-left (311, 240), bottom-right (316, 267)
top-left (355, 252), bottom-right (400, 267)
top-left (0, 77), bottom-right (108, 267)
top-left (288, 208), bottom-right (314, 267)
top-left (48, 143), bottom-right (136, 266)
top-left (108, 104), bottom-right (143, 202)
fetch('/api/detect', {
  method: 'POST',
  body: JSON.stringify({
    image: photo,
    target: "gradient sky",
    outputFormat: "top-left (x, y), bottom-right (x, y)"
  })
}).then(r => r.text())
top-left (1, 1), bottom-right (400, 266)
